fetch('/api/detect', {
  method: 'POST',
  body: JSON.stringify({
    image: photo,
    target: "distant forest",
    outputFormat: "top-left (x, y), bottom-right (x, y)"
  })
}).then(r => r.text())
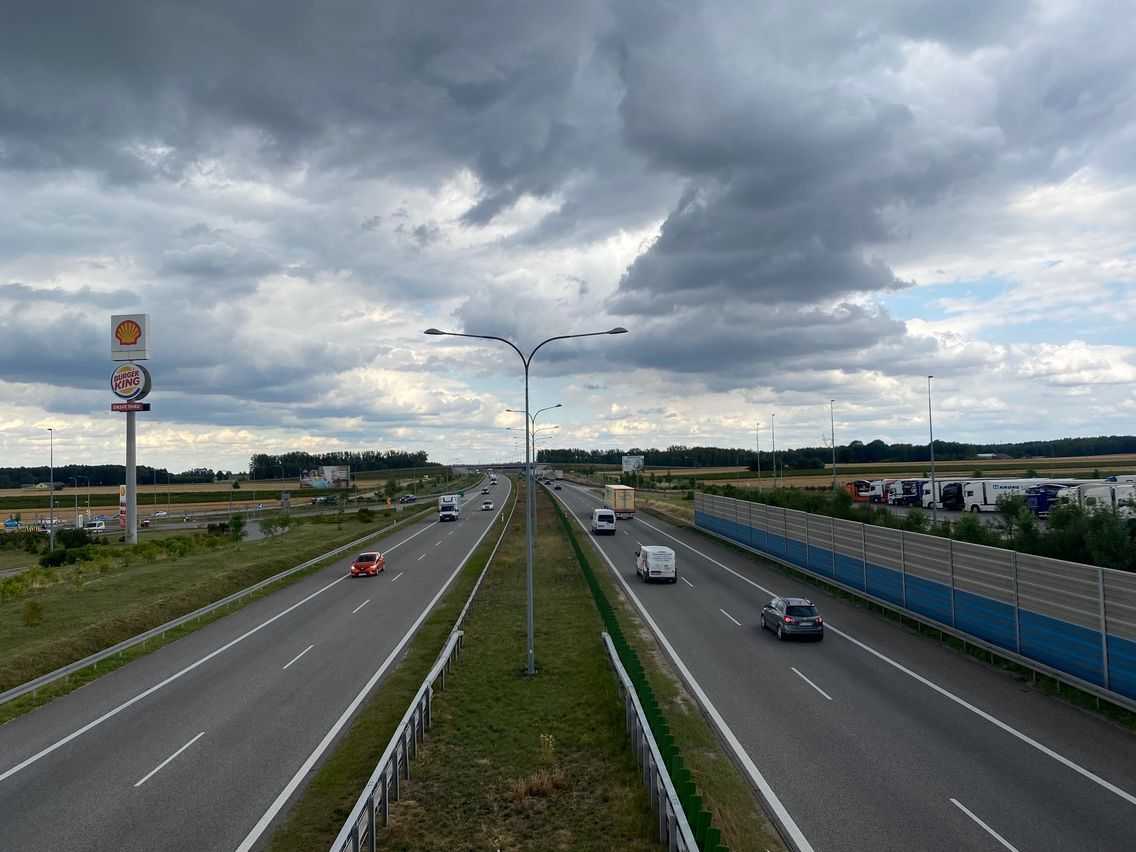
top-left (0, 449), bottom-right (436, 489)
top-left (536, 435), bottom-right (1136, 471)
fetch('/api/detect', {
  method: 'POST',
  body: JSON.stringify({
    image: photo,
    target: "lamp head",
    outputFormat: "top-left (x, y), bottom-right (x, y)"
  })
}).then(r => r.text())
top-left (424, 328), bottom-right (446, 335)
top-left (607, 327), bottom-right (628, 334)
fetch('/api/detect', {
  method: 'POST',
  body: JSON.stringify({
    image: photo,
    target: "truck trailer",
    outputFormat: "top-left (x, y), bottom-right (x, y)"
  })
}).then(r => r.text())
top-left (604, 484), bottom-right (636, 519)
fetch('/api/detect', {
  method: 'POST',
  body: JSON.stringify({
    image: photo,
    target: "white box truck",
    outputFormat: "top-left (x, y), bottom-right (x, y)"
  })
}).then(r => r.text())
top-left (438, 494), bottom-right (460, 521)
top-left (604, 484), bottom-right (635, 519)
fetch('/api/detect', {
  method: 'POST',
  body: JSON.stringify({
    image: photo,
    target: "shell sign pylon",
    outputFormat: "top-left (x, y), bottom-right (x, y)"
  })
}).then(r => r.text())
top-left (111, 314), bottom-right (150, 361)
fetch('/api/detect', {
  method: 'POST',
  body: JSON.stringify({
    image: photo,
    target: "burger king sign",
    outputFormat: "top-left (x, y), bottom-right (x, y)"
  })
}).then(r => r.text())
top-left (111, 362), bottom-right (152, 401)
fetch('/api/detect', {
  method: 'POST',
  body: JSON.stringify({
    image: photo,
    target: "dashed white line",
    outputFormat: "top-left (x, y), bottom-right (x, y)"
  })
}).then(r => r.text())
top-left (352, 599), bottom-right (370, 614)
top-left (951, 799), bottom-right (1019, 851)
top-left (720, 609), bottom-right (742, 627)
top-left (681, 576), bottom-right (694, 588)
top-left (417, 554), bottom-right (426, 561)
top-left (134, 731), bottom-right (205, 788)
top-left (392, 572), bottom-right (404, 581)
top-left (435, 541), bottom-right (442, 546)
top-left (791, 667), bottom-right (833, 701)
top-left (282, 644), bottom-right (314, 670)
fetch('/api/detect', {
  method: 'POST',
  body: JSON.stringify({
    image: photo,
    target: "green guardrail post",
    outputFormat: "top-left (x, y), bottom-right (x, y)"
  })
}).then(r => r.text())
top-left (695, 811), bottom-right (712, 847)
top-left (687, 793), bottom-right (702, 822)
top-left (704, 826), bottom-right (721, 849)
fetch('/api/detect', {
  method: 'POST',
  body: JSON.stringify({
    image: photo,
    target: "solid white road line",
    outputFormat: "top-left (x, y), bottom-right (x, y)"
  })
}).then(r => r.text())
top-left (791, 667), bottom-right (833, 701)
top-left (720, 609), bottom-right (742, 627)
top-left (681, 577), bottom-right (694, 588)
top-left (555, 500), bottom-right (814, 852)
top-left (950, 799), bottom-right (1020, 851)
top-left (352, 599), bottom-right (370, 614)
top-left (235, 509), bottom-right (501, 852)
top-left (0, 520), bottom-right (438, 784)
top-left (631, 513), bottom-right (1136, 809)
top-left (282, 645), bottom-right (314, 670)
top-left (392, 572), bottom-right (404, 581)
top-left (134, 731), bottom-right (205, 788)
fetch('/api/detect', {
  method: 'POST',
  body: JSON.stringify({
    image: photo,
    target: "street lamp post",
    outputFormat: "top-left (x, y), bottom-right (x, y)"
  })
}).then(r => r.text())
top-left (427, 325), bottom-right (627, 675)
top-left (928, 376), bottom-right (938, 526)
top-left (755, 422), bottom-right (761, 491)
top-left (46, 428), bottom-right (55, 552)
top-left (830, 400), bottom-right (837, 492)
top-left (770, 415), bottom-right (776, 492)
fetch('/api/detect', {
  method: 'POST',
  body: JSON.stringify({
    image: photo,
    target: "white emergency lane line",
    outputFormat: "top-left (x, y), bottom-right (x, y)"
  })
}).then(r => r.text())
top-left (134, 731), bottom-right (205, 788)
top-left (950, 799), bottom-right (1020, 851)
top-left (392, 572), bottom-right (404, 581)
top-left (630, 512), bottom-right (1136, 809)
top-left (352, 599), bottom-right (370, 614)
top-left (720, 609), bottom-right (742, 627)
top-left (282, 644), bottom-right (314, 670)
top-left (791, 667), bottom-right (833, 701)
top-left (681, 577), bottom-right (694, 588)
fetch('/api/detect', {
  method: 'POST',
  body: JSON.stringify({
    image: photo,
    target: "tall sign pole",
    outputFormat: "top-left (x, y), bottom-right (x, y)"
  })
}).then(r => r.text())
top-left (111, 315), bottom-right (152, 545)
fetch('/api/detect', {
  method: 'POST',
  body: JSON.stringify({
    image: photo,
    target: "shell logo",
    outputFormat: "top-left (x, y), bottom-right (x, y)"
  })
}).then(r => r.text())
top-left (115, 319), bottom-right (143, 346)
top-left (111, 362), bottom-right (152, 401)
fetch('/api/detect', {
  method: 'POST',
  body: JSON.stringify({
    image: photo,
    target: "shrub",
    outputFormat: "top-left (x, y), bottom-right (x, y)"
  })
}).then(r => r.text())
top-left (23, 599), bottom-right (44, 627)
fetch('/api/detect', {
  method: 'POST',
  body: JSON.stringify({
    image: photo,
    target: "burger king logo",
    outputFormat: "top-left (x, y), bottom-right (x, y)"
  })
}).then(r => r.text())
top-left (114, 319), bottom-right (143, 346)
top-left (111, 363), bottom-right (152, 401)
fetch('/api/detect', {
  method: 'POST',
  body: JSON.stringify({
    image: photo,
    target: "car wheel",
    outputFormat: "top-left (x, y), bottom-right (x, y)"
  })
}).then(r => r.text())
top-left (815, 633), bottom-right (824, 642)
top-left (760, 615), bottom-right (766, 632)
top-left (776, 624), bottom-right (785, 641)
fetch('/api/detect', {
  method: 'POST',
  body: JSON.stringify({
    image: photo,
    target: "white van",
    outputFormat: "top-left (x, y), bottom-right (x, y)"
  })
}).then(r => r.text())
top-left (84, 520), bottom-right (107, 534)
top-left (591, 509), bottom-right (616, 535)
top-left (635, 545), bottom-right (676, 583)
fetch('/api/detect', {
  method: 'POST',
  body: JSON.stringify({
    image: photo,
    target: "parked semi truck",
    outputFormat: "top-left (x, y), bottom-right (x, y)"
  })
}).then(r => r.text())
top-left (604, 484), bottom-right (636, 519)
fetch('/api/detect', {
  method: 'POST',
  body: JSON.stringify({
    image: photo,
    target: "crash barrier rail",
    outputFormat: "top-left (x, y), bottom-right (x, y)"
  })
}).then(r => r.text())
top-left (694, 492), bottom-right (1136, 712)
top-left (0, 507), bottom-right (434, 707)
top-left (551, 498), bottom-right (728, 852)
top-left (329, 479), bottom-right (518, 852)
top-left (602, 633), bottom-right (698, 851)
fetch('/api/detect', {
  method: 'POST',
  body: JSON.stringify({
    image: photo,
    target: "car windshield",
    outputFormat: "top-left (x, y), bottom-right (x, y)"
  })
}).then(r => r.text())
top-left (786, 605), bottom-right (818, 617)
top-left (357, 553), bottom-right (378, 562)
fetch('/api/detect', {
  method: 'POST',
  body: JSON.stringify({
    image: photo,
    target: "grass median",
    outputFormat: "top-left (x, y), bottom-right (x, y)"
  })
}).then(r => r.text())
top-left (0, 507), bottom-right (431, 722)
top-left (271, 481), bottom-right (659, 852)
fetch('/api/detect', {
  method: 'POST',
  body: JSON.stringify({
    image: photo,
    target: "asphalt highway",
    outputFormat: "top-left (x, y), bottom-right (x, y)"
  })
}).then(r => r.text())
top-left (553, 482), bottom-right (1136, 851)
top-left (0, 479), bottom-right (509, 852)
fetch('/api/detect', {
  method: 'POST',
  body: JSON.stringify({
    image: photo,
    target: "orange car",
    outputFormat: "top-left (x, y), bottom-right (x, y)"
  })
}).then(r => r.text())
top-left (350, 551), bottom-right (385, 577)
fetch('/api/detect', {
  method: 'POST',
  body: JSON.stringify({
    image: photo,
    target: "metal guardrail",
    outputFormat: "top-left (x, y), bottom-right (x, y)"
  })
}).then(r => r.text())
top-left (602, 632), bottom-right (698, 852)
top-left (0, 509), bottom-right (432, 707)
top-left (329, 481), bottom-right (517, 852)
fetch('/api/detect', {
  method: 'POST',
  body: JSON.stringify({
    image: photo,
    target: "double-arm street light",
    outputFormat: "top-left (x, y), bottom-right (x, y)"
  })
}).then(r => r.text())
top-left (426, 326), bottom-right (627, 675)
top-left (928, 376), bottom-right (937, 526)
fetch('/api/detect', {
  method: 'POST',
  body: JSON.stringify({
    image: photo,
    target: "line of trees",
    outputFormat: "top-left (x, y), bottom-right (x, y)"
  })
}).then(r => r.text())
top-left (537, 435), bottom-right (1136, 471)
top-left (249, 450), bottom-right (433, 479)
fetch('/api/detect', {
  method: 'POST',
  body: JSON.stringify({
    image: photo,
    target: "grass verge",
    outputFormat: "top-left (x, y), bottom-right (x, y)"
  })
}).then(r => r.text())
top-left (0, 507), bottom-right (431, 723)
top-left (270, 481), bottom-right (660, 852)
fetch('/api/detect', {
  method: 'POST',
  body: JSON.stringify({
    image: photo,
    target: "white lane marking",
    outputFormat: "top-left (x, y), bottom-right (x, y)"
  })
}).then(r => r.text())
top-left (392, 572), bottom-right (404, 582)
top-left (951, 799), bottom-right (1020, 851)
top-left (236, 505), bottom-right (501, 852)
top-left (630, 513), bottom-right (1136, 809)
top-left (556, 501), bottom-right (814, 852)
top-left (0, 520), bottom-right (438, 784)
top-left (282, 644), bottom-right (314, 670)
top-left (720, 609), bottom-right (742, 627)
top-left (417, 554), bottom-right (426, 561)
top-left (134, 731), bottom-right (205, 788)
top-left (791, 667), bottom-right (833, 701)
top-left (435, 541), bottom-right (442, 546)
top-left (681, 577), bottom-right (694, 588)
top-left (352, 599), bottom-right (370, 614)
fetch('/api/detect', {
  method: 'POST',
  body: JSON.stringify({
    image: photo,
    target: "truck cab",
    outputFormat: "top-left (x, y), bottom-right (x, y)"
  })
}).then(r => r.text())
top-left (438, 494), bottom-right (460, 521)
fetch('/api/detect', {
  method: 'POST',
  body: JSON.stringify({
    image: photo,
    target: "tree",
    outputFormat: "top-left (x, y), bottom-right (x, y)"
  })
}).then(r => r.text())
top-left (995, 495), bottom-right (1037, 548)
top-left (386, 477), bottom-right (398, 498)
top-left (228, 514), bottom-right (247, 542)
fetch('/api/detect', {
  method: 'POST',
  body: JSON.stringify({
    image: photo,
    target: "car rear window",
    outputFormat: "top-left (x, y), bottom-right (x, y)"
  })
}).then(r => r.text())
top-left (786, 605), bottom-right (818, 617)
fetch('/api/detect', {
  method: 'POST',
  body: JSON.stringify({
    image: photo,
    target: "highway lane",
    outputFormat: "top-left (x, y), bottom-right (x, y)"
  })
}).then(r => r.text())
top-left (0, 479), bottom-right (510, 852)
top-left (553, 482), bottom-right (1136, 851)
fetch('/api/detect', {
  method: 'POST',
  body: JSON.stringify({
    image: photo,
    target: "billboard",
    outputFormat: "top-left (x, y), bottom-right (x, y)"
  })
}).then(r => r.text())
top-left (621, 455), bottom-right (645, 473)
top-left (299, 466), bottom-right (351, 488)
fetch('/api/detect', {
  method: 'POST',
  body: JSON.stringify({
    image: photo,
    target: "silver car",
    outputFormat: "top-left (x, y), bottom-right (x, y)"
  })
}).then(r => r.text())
top-left (760, 597), bottom-right (824, 641)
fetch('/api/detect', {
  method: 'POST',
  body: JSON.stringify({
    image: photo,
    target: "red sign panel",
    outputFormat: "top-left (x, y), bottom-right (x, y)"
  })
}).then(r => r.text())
top-left (111, 402), bottom-right (151, 412)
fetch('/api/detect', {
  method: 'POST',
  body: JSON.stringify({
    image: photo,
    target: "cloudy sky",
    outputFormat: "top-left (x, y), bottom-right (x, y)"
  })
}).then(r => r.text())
top-left (2, 0), bottom-right (1134, 472)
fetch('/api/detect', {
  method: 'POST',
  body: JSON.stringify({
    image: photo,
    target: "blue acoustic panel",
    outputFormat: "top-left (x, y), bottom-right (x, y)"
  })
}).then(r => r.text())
top-left (905, 575), bottom-right (953, 625)
top-left (807, 545), bottom-right (835, 579)
top-left (767, 532), bottom-right (788, 560)
top-left (866, 562), bottom-right (905, 607)
top-left (1019, 609), bottom-right (1105, 687)
top-left (835, 553), bottom-right (866, 592)
top-left (954, 588), bottom-right (1017, 652)
top-left (786, 538), bottom-right (809, 570)
top-left (1107, 635), bottom-right (1136, 701)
